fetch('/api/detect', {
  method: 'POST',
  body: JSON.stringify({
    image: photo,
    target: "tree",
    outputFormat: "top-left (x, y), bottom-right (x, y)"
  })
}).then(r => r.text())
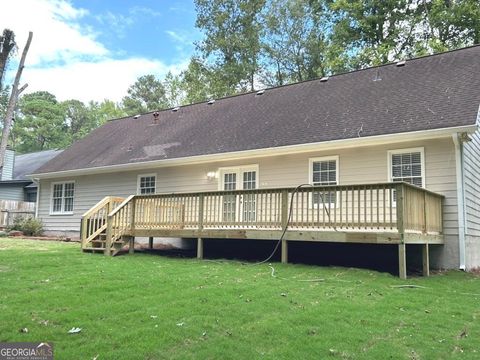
top-left (122, 75), bottom-right (169, 115)
top-left (88, 99), bottom-right (127, 125)
top-left (62, 99), bottom-right (97, 142)
top-left (261, 0), bottom-right (331, 86)
top-left (418, 0), bottom-right (480, 53)
top-left (163, 71), bottom-right (185, 107)
top-left (180, 58), bottom-right (212, 104)
top-left (0, 31), bottom-right (31, 165)
top-left (0, 85), bottom-right (9, 120)
top-left (13, 91), bottom-right (67, 152)
top-left (0, 29), bottom-right (16, 89)
top-left (195, 0), bottom-right (266, 92)
top-left (326, 0), bottom-right (418, 68)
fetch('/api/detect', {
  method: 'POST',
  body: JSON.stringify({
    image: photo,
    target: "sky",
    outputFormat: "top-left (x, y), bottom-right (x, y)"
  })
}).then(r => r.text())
top-left (1, 0), bottom-right (202, 103)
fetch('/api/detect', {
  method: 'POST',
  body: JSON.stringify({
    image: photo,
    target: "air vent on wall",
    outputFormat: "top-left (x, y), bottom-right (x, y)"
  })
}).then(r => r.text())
top-left (133, 114), bottom-right (141, 119)
top-left (256, 89), bottom-right (265, 96)
top-left (396, 60), bottom-right (406, 67)
top-left (172, 106), bottom-right (180, 112)
top-left (320, 76), bottom-right (329, 82)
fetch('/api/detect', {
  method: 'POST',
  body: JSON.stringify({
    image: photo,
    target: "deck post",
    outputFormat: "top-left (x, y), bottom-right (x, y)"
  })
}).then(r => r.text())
top-left (149, 237), bottom-right (154, 249)
top-left (281, 240), bottom-right (288, 263)
top-left (422, 243), bottom-right (430, 277)
top-left (396, 184), bottom-right (406, 278)
top-left (281, 189), bottom-right (289, 263)
top-left (129, 237), bottom-right (135, 254)
top-left (198, 194), bottom-right (204, 231)
top-left (398, 243), bottom-right (407, 279)
top-left (80, 216), bottom-right (87, 249)
top-left (105, 215), bottom-right (112, 256)
top-left (423, 191), bottom-right (427, 234)
top-left (130, 196), bottom-right (136, 233)
top-left (197, 238), bottom-right (204, 259)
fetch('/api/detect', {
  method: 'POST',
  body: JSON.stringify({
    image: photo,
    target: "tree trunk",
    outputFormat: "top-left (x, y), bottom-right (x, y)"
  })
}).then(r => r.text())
top-left (0, 29), bottom-right (16, 89)
top-left (0, 31), bottom-right (32, 168)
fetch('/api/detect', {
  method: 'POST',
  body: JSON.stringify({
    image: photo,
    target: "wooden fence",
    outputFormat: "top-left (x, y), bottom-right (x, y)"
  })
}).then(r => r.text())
top-left (0, 200), bottom-right (36, 228)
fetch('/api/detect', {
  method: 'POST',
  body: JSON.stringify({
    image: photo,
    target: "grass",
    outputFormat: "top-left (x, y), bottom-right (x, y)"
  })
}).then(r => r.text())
top-left (0, 238), bottom-right (479, 359)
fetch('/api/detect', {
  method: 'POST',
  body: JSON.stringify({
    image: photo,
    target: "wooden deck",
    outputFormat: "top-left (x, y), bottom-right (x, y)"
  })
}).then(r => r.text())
top-left (80, 182), bottom-right (444, 278)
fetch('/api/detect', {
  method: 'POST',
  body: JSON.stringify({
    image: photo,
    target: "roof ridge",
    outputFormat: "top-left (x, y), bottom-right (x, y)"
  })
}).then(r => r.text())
top-left (108, 44), bottom-right (480, 123)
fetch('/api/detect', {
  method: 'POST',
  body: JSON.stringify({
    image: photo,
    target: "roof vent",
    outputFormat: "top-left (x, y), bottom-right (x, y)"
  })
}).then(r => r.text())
top-left (172, 106), bottom-right (180, 112)
top-left (153, 112), bottom-right (159, 124)
top-left (256, 89), bottom-right (265, 96)
top-left (207, 99), bottom-right (215, 105)
top-left (320, 76), bottom-right (329, 82)
top-left (396, 60), bottom-right (406, 67)
top-left (133, 114), bottom-right (141, 119)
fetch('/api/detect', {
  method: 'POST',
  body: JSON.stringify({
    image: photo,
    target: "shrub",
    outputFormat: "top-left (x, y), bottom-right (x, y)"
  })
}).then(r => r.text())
top-left (8, 216), bottom-right (43, 236)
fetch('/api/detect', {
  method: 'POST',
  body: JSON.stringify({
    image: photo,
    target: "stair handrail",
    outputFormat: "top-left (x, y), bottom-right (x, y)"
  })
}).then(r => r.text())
top-left (108, 195), bottom-right (135, 217)
top-left (81, 196), bottom-right (125, 249)
top-left (105, 195), bottom-right (135, 255)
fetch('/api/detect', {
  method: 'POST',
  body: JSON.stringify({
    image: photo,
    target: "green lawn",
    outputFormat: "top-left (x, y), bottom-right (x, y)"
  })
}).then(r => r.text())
top-left (0, 238), bottom-right (479, 359)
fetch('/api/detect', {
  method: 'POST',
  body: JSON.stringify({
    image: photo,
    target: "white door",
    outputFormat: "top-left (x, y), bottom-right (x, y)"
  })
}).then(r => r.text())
top-left (220, 167), bottom-right (258, 223)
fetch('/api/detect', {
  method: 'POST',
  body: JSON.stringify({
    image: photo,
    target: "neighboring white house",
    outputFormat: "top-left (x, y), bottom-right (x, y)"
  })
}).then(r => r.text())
top-left (29, 45), bottom-right (480, 272)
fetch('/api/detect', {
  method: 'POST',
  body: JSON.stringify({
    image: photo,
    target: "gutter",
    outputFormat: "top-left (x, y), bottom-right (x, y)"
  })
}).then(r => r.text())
top-left (27, 124), bottom-right (477, 180)
top-left (32, 178), bottom-right (40, 218)
top-left (452, 134), bottom-right (467, 270)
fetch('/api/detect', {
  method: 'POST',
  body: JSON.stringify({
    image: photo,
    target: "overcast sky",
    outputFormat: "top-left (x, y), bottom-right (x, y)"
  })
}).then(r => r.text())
top-left (1, 0), bottom-right (201, 103)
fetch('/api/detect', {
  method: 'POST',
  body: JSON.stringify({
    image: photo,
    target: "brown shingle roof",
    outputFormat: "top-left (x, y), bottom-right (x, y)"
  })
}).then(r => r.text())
top-left (35, 45), bottom-right (480, 175)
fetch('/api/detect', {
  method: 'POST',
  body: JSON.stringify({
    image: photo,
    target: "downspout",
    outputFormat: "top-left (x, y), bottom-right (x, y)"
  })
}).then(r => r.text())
top-left (452, 134), bottom-right (466, 270)
top-left (33, 178), bottom-right (40, 218)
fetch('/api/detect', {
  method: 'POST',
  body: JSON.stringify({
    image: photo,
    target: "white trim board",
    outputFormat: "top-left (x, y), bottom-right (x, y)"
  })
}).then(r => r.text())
top-left (387, 147), bottom-right (426, 188)
top-left (218, 164), bottom-right (259, 191)
top-left (137, 173), bottom-right (157, 195)
top-left (49, 180), bottom-right (75, 215)
top-left (30, 125), bottom-right (477, 180)
top-left (308, 155), bottom-right (340, 186)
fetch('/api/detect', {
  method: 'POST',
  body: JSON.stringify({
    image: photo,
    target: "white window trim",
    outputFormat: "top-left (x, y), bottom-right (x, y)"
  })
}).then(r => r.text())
top-left (218, 164), bottom-right (259, 190)
top-left (49, 181), bottom-right (75, 215)
top-left (137, 173), bottom-right (157, 195)
top-left (387, 147), bottom-right (426, 188)
top-left (308, 156), bottom-right (340, 186)
top-left (308, 156), bottom-right (339, 208)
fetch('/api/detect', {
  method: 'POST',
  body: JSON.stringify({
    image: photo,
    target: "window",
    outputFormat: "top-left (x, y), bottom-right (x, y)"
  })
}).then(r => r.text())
top-left (309, 156), bottom-right (339, 205)
top-left (51, 182), bottom-right (75, 214)
top-left (138, 174), bottom-right (156, 194)
top-left (388, 148), bottom-right (425, 188)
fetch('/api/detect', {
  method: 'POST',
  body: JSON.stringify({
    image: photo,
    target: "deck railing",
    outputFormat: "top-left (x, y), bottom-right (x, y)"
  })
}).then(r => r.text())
top-left (129, 182), bottom-right (443, 234)
top-left (81, 182), bottom-right (444, 249)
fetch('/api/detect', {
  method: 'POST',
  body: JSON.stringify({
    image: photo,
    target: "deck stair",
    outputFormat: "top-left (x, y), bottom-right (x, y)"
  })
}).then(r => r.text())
top-left (81, 196), bottom-right (134, 256)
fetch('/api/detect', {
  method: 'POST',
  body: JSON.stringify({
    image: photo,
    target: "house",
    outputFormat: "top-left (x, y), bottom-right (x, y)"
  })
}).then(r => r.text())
top-left (0, 148), bottom-right (62, 202)
top-left (30, 45), bottom-right (480, 278)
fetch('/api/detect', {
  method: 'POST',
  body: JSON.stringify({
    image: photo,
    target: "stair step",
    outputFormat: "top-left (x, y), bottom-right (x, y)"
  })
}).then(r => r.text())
top-left (83, 247), bottom-right (106, 251)
top-left (91, 239), bottom-right (125, 244)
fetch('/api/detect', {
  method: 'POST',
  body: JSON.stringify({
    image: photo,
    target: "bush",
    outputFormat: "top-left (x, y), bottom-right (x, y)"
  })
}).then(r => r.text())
top-left (8, 216), bottom-right (43, 236)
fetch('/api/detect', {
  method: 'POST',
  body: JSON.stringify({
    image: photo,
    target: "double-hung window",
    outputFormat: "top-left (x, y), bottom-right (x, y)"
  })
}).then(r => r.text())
top-left (51, 182), bottom-right (75, 214)
top-left (310, 156), bottom-right (339, 205)
top-left (138, 174), bottom-right (156, 194)
top-left (389, 148), bottom-right (425, 188)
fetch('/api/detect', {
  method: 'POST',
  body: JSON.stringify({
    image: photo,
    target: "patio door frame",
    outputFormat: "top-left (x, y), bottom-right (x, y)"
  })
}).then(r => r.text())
top-left (218, 165), bottom-right (259, 223)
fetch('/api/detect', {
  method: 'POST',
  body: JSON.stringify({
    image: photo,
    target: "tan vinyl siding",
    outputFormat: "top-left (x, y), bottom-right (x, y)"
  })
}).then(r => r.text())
top-left (37, 137), bottom-right (460, 267)
top-left (463, 125), bottom-right (480, 269)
